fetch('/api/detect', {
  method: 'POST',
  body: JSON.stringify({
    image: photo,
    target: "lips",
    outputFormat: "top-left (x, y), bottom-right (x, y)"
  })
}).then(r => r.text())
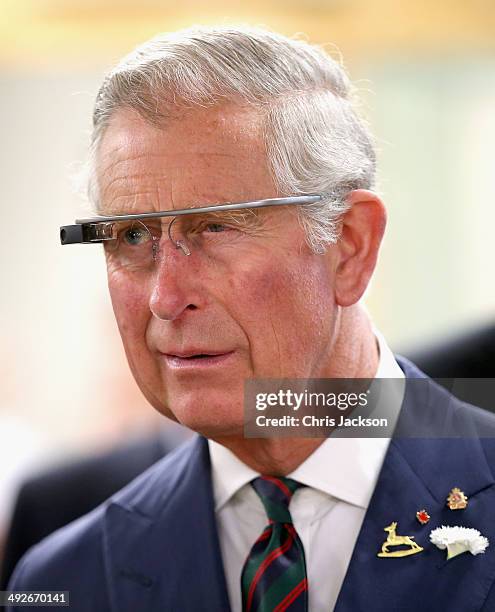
top-left (164, 350), bottom-right (230, 359)
top-left (161, 350), bottom-right (235, 369)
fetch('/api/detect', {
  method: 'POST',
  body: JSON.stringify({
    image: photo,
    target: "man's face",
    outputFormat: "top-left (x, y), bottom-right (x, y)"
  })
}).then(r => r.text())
top-left (98, 104), bottom-right (340, 438)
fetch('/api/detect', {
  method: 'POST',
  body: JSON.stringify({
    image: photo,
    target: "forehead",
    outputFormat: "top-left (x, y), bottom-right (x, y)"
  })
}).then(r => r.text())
top-left (96, 104), bottom-right (274, 215)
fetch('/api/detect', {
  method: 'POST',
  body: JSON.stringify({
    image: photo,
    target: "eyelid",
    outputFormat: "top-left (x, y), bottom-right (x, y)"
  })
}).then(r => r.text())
top-left (193, 219), bottom-right (237, 234)
top-left (114, 221), bottom-right (160, 244)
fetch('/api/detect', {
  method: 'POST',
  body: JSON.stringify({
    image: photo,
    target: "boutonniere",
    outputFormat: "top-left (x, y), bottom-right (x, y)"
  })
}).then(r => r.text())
top-left (430, 526), bottom-right (489, 560)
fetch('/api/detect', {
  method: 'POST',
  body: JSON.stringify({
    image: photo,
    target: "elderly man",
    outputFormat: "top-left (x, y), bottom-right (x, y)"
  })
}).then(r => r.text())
top-left (8, 26), bottom-right (495, 612)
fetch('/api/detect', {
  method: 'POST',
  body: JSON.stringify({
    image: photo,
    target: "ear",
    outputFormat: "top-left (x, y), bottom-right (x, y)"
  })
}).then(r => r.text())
top-left (334, 190), bottom-right (387, 307)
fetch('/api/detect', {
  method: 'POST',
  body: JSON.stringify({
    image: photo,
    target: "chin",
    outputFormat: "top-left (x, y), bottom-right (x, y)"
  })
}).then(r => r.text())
top-left (165, 393), bottom-right (245, 439)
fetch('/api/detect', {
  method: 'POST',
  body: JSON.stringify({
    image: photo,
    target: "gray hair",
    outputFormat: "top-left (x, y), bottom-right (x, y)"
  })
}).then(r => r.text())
top-left (89, 25), bottom-right (376, 253)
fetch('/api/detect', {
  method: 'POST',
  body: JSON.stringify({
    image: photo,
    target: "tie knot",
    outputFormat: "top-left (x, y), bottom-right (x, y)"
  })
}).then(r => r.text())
top-left (251, 476), bottom-right (303, 524)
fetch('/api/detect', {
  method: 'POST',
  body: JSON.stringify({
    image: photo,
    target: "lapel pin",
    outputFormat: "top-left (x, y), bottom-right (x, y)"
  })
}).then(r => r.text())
top-left (377, 522), bottom-right (424, 558)
top-left (430, 525), bottom-right (489, 560)
top-left (447, 487), bottom-right (468, 510)
top-left (416, 509), bottom-right (430, 525)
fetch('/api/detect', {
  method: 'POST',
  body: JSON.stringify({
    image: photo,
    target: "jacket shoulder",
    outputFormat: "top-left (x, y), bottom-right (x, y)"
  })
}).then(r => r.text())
top-left (396, 355), bottom-right (495, 466)
top-left (7, 437), bottom-right (198, 612)
top-left (7, 505), bottom-right (109, 611)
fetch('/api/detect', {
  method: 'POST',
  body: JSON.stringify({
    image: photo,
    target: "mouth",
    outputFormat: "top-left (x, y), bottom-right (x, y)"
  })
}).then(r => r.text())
top-left (162, 350), bottom-right (235, 369)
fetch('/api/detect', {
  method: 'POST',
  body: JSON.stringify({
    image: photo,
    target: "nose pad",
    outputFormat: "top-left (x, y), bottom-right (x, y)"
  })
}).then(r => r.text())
top-left (167, 216), bottom-right (191, 256)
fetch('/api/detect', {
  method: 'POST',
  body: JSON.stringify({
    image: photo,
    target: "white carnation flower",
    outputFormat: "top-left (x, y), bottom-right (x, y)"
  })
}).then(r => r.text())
top-left (430, 525), bottom-right (489, 559)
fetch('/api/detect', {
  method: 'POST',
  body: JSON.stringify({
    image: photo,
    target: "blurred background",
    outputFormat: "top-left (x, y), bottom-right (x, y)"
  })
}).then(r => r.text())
top-left (1, 0), bottom-right (494, 566)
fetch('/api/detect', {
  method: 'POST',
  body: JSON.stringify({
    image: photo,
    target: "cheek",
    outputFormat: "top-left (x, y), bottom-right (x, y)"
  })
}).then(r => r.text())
top-left (107, 268), bottom-right (149, 341)
top-left (230, 256), bottom-right (336, 367)
top-left (106, 269), bottom-right (172, 416)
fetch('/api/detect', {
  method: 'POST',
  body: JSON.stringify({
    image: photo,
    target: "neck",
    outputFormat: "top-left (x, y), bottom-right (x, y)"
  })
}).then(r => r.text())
top-left (214, 305), bottom-right (379, 475)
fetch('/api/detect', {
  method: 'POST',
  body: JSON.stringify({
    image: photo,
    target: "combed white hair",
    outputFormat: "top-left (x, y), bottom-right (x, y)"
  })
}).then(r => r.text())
top-left (89, 25), bottom-right (376, 253)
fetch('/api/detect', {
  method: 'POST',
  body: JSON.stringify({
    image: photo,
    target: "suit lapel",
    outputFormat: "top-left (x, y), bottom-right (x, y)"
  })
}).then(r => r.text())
top-left (335, 363), bottom-right (495, 612)
top-left (102, 436), bottom-right (231, 612)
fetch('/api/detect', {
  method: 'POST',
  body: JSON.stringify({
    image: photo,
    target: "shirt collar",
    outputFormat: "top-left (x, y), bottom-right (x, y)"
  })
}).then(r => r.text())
top-left (209, 439), bottom-right (258, 511)
top-left (374, 327), bottom-right (403, 379)
top-left (208, 329), bottom-right (405, 511)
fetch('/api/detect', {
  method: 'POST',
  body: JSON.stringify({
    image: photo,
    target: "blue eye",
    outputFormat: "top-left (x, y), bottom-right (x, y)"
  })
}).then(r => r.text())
top-left (123, 225), bottom-right (149, 245)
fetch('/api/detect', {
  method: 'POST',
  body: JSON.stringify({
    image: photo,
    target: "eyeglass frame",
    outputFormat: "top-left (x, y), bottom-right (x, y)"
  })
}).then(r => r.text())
top-left (59, 195), bottom-right (323, 246)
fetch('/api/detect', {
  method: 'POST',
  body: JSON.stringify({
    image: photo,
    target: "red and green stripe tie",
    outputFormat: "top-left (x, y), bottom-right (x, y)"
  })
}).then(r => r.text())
top-left (241, 476), bottom-right (308, 612)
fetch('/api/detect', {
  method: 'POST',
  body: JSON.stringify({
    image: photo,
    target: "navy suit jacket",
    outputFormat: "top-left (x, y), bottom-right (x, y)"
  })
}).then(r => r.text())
top-left (0, 433), bottom-right (172, 590)
top-left (8, 358), bottom-right (495, 611)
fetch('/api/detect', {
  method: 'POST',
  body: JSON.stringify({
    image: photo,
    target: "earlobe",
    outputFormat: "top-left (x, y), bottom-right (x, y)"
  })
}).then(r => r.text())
top-left (334, 190), bottom-right (387, 307)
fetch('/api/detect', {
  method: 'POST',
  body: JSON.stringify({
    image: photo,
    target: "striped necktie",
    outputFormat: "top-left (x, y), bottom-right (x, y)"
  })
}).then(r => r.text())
top-left (241, 476), bottom-right (308, 612)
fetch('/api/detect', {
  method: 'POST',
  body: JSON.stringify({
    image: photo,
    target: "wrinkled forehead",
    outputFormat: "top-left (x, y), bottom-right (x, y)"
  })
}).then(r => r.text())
top-left (95, 104), bottom-right (273, 216)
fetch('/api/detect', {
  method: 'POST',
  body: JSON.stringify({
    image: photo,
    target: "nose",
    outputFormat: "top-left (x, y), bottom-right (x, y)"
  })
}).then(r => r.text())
top-left (148, 238), bottom-right (200, 321)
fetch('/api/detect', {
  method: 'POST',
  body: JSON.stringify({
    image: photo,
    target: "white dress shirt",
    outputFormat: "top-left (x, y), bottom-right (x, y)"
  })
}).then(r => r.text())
top-left (208, 330), bottom-right (405, 612)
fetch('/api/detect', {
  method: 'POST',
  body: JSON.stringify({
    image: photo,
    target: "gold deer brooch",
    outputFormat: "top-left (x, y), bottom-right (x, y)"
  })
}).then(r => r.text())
top-left (377, 522), bottom-right (424, 558)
